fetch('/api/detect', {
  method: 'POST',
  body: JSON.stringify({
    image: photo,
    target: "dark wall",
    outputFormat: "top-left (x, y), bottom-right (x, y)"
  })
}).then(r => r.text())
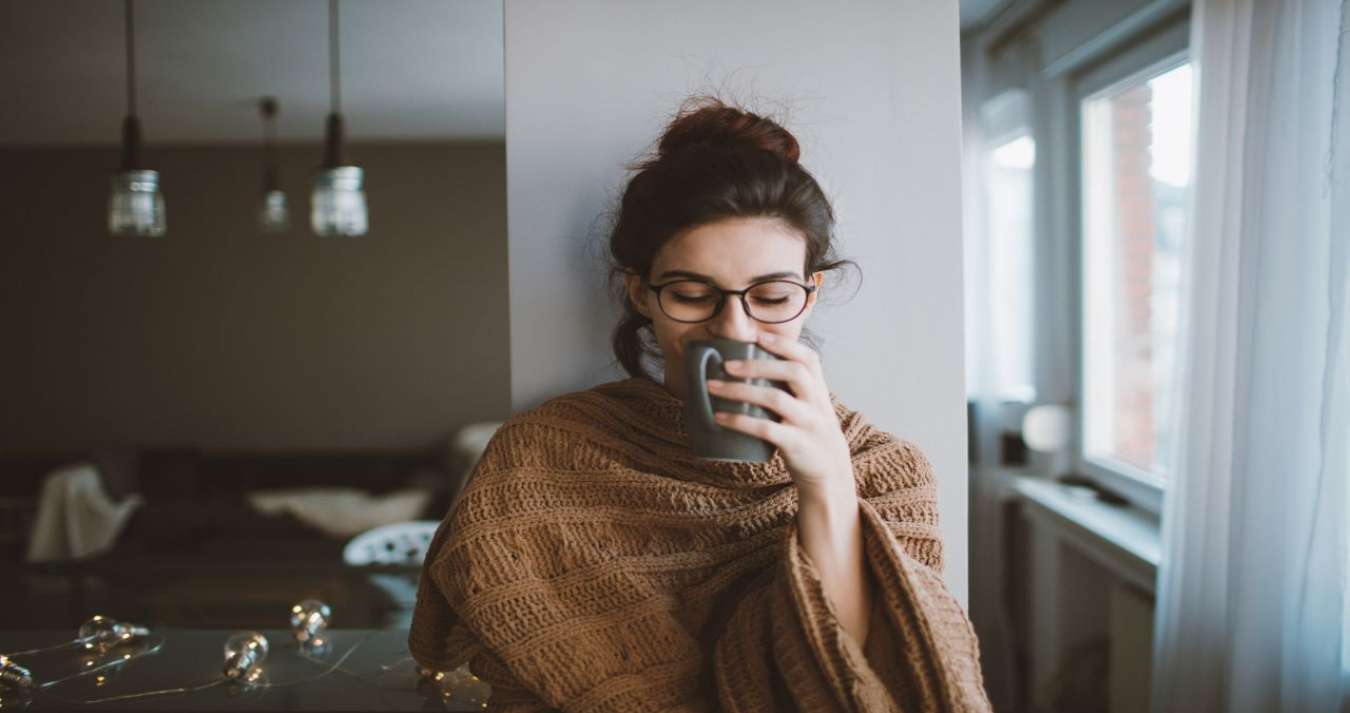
top-left (0, 142), bottom-right (509, 452)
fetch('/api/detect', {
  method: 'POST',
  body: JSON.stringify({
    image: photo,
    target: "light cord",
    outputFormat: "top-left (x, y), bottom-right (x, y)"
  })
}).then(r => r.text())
top-left (1, 640), bottom-right (82, 658)
top-left (38, 635), bottom-right (167, 690)
top-left (295, 646), bottom-right (418, 691)
top-left (54, 678), bottom-right (226, 705)
top-left (329, 0), bottom-right (341, 114)
top-left (124, 0), bottom-right (137, 117)
top-left (262, 633), bottom-right (368, 689)
top-left (25, 634), bottom-right (433, 706)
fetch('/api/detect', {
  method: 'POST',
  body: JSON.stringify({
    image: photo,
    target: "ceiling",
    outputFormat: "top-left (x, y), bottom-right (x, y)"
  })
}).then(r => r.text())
top-left (0, 0), bottom-right (504, 145)
top-left (960, 0), bottom-right (1009, 30)
top-left (1, 0), bottom-right (1003, 147)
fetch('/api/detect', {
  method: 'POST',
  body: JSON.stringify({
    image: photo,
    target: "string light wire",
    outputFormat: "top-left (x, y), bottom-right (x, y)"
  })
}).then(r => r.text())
top-left (38, 635), bottom-right (167, 690)
top-left (36, 633), bottom-right (371, 706)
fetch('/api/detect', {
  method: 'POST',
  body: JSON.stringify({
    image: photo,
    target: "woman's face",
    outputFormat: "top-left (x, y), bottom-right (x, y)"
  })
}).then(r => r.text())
top-left (625, 216), bottom-right (822, 400)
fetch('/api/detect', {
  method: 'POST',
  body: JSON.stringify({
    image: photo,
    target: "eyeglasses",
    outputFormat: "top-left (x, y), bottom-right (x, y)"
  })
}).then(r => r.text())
top-left (647, 279), bottom-right (816, 324)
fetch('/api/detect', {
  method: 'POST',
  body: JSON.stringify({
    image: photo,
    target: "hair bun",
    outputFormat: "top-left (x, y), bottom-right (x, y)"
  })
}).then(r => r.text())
top-left (656, 99), bottom-right (800, 164)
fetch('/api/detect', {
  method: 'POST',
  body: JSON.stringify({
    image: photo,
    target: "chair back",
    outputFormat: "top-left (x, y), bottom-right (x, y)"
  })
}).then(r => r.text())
top-left (342, 520), bottom-right (440, 566)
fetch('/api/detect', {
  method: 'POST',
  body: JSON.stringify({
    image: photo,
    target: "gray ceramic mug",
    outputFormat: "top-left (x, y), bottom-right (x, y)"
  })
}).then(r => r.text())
top-left (683, 338), bottom-right (787, 462)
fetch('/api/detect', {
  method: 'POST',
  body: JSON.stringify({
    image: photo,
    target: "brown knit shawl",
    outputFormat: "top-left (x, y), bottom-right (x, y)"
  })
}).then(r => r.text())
top-left (410, 377), bottom-right (990, 712)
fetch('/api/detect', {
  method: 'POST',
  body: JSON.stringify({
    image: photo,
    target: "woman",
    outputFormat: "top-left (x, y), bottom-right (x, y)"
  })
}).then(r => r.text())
top-left (410, 98), bottom-right (990, 712)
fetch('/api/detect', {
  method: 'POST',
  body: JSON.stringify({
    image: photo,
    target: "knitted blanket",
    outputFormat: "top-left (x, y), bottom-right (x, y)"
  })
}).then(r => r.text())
top-left (410, 377), bottom-right (990, 712)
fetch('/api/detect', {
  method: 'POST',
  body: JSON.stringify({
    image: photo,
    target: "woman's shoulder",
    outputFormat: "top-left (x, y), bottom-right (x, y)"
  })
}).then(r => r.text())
top-left (470, 377), bottom-right (673, 470)
top-left (494, 372), bottom-right (685, 440)
top-left (495, 376), bottom-right (672, 432)
top-left (828, 396), bottom-right (938, 491)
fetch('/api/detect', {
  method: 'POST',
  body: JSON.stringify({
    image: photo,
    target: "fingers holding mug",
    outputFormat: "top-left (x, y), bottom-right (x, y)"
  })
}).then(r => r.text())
top-left (712, 409), bottom-right (796, 451)
top-left (723, 335), bottom-right (829, 408)
top-left (706, 378), bottom-right (812, 426)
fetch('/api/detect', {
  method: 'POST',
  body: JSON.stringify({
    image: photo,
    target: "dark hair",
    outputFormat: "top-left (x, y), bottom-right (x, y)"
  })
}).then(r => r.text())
top-left (608, 97), bottom-right (855, 379)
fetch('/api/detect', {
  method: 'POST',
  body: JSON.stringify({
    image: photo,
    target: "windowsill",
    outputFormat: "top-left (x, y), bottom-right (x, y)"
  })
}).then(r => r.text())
top-left (1010, 475), bottom-right (1161, 594)
top-left (1079, 457), bottom-right (1165, 515)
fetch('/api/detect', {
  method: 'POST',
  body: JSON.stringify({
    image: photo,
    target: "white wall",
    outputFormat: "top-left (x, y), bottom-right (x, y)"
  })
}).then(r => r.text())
top-left (504, 0), bottom-right (969, 604)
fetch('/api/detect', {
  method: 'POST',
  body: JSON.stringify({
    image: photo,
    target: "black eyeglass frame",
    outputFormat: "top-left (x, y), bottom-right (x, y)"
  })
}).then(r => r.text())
top-left (646, 278), bottom-right (818, 324)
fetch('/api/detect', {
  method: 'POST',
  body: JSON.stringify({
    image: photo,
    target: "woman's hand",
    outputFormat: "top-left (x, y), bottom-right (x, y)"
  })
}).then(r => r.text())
top-left (706, 332), bottom-right (856, 501)
top-left (708, 333), bottom-right (873, 645)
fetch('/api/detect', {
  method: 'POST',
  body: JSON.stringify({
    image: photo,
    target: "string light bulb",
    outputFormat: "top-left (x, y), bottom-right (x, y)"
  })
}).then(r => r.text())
top-left (423, 664), bottom-right (491, 710)
top-left (289, 599), bottom-right (332, 645)
top-left (0, 655), bottom-right (34, 690)
top-left (222, 631), bottom-right (269, 681)
top-left (77, 615), bottom-right (149, 649)
top-left (77, 637), bottom-right (148, 687)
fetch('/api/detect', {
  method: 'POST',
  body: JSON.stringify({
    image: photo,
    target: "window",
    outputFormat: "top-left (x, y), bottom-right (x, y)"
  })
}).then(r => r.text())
top-left (985, 131), bottom-right (1038, 403)
top-left (966, 89), bottom-right (1037, 405)
top-left (1079, 59), bottom-right (1193, 491)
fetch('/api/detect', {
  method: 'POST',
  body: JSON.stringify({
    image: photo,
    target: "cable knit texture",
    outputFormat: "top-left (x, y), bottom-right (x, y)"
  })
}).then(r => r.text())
top-left (409, 376), bottom-right (990, 712)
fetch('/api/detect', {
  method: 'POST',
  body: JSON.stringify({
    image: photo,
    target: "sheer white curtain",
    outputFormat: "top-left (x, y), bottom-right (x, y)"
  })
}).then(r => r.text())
top-left (1151, 1), bottom-right (1349, 712)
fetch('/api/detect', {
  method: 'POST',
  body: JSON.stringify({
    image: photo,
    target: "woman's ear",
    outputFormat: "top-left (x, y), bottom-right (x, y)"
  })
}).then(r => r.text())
top-left (624, 273), bottom-right (652, 318)
top-left (798, 271), bottom-right (825, 320)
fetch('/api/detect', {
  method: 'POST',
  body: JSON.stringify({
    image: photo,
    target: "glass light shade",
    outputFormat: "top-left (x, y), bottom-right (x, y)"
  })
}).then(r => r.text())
top-left (435, 665), bottom-right (492, 710)
top-left (78, 636), bottom-right (150, 686)
top-left (222, 631), bottom-right (269, 680)
top-left (311, 166), bottom-right (367, 236)
top-left (108, 169), bottom-right (166, 237)
top-left (78, 615), bottom-right (149, 647)
top-left (0, 654), bottom-right (34, 690)
top-left (289, 599), bottom-right (332, 643)
top-left (259, 189), bottom-right (290, 232)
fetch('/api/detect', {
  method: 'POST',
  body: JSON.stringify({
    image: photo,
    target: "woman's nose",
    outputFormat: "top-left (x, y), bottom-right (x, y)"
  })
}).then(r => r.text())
top-left (708, 297), bottom-right (758, 342)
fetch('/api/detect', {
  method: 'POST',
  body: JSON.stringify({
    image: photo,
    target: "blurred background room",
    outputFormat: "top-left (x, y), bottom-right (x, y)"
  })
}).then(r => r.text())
top-left (0, 0), bottom-right (508, 635)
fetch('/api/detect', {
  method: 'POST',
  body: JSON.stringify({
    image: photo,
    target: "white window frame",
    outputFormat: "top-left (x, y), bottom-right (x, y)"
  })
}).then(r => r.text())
top-left (1069, 17), bottom-right (1191, 515)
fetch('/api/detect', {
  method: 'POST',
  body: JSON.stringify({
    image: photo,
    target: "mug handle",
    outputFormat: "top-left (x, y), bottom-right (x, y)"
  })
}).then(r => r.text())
top-left (687, 343), bottom-right (723, 432)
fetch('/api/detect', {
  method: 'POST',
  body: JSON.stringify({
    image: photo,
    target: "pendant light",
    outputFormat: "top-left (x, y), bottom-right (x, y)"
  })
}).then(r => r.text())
top-left (311, 0), bottom-right (367, 237)
top-left (257, 97), bottom-right (290, 232)
top-left (108, 0), bottom-right (166, 237)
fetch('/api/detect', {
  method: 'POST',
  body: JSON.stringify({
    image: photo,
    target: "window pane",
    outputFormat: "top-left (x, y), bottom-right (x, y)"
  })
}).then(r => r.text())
top-left (1081, 61), bottom-right (1193, 484)
top-left (985, 133), bottom-right (1037, 402)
